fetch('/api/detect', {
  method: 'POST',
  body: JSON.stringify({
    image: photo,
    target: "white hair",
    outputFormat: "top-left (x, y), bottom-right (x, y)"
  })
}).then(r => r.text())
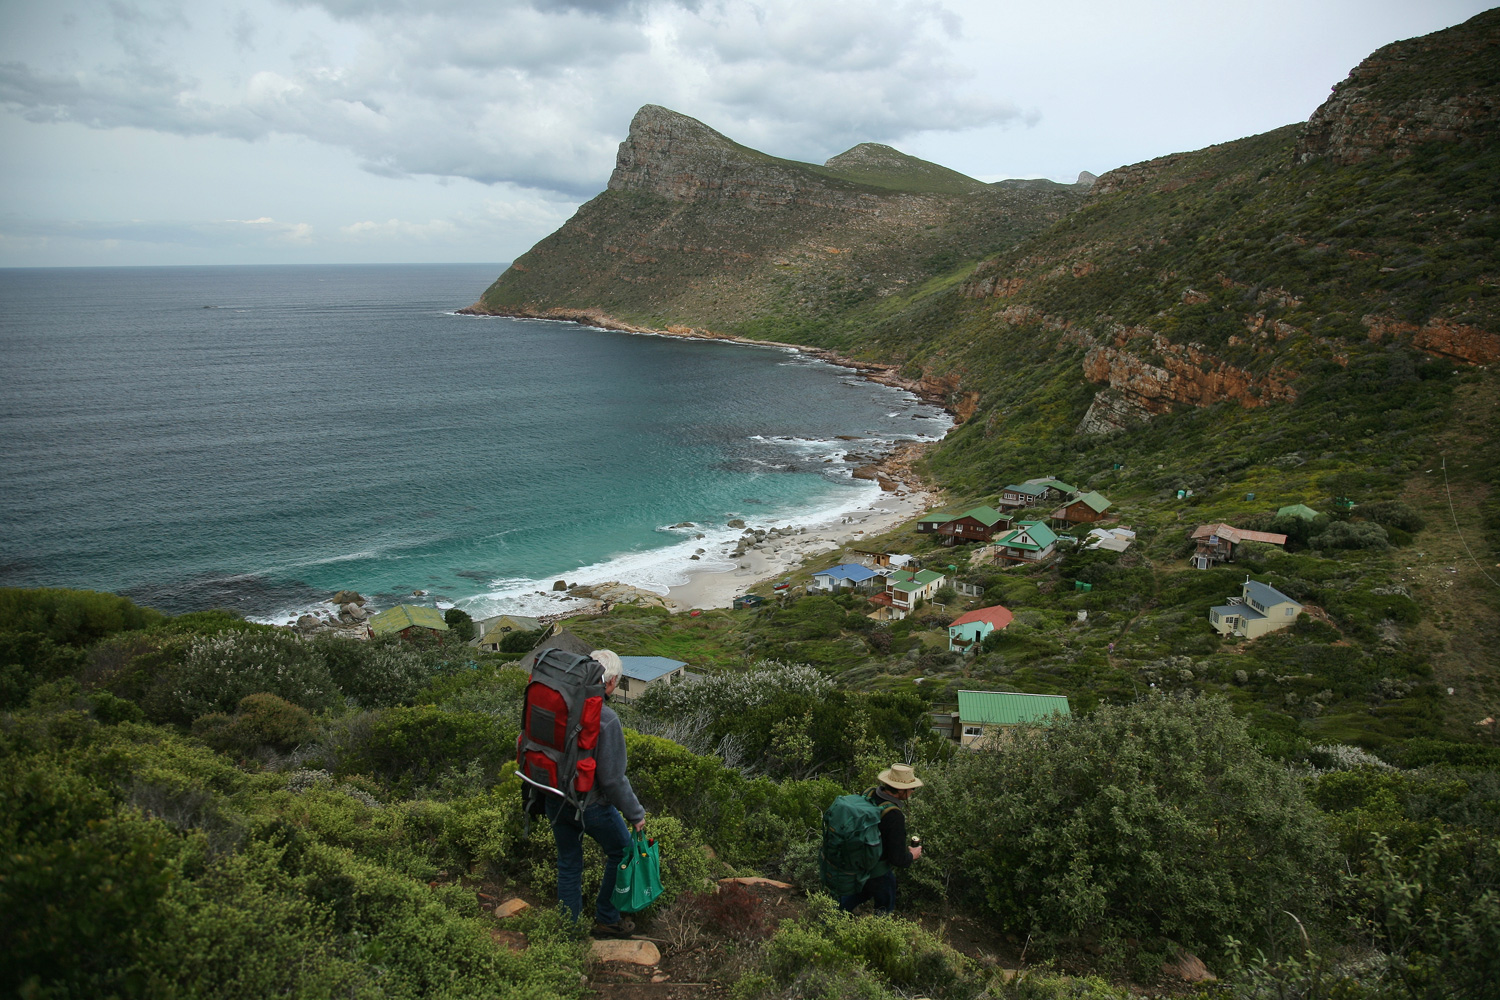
top-left (593, 649), bottom-right (623, 685)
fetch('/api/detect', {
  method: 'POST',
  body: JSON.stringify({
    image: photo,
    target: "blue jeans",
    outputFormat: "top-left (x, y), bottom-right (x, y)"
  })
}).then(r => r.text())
top-left (546, 797), bottom-right (630, 924)
top-left (839, 871), bottom-right (897, 914)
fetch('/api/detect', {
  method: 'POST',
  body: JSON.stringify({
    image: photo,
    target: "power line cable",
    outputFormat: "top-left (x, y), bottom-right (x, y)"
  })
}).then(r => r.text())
top-left (1441, 454), bottom-right (1499, 588)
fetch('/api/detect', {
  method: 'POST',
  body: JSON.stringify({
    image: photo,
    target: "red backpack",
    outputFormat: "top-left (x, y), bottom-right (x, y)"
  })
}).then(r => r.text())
top-left (516, 648), bottom-right (605, 831)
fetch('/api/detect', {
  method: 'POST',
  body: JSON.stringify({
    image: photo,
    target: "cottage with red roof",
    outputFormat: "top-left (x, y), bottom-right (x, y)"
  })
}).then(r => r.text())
top-left (948, 604), bottom-right (1014, 653)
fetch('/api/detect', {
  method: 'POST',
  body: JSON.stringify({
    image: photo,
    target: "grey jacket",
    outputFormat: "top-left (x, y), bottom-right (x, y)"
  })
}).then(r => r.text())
top-left (585, 704), bottom-right (644, 824)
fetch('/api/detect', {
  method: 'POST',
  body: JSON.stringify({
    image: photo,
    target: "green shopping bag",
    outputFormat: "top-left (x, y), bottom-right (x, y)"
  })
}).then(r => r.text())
top-left (613, 831), bottom-right (663, 914)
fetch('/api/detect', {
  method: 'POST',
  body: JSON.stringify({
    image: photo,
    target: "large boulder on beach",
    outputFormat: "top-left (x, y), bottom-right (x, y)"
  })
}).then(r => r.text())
top-left (331, 590), bottom-right (365, 606)
top-left (296, 614), bottom-right (322, 631)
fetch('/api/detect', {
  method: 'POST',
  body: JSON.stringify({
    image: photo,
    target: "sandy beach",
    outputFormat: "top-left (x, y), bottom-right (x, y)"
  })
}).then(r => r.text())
top-left (663, 457), bottom-right (938, 612)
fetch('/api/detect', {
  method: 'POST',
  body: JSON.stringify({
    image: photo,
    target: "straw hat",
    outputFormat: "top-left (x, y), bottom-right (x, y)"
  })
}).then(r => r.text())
top-left (877, 763), bottom-right (923, 789)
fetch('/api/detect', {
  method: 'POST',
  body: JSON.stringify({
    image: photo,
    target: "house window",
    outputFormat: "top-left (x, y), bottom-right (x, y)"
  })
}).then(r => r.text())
top-left (1285, 607), bottom-right (1295, 616)
top-left (963, 726), bottom-right (984, 737)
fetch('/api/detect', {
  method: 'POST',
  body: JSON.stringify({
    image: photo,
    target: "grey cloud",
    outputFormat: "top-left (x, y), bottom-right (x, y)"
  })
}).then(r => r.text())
top-left (2, 0), bottom-right (1025, 199)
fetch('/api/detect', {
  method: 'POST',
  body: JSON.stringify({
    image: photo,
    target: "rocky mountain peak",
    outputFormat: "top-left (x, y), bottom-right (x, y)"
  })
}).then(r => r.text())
top-left (607, 104), bottom-right (861, 208)
top-left (1295, 8), bottom-right (1500, 164)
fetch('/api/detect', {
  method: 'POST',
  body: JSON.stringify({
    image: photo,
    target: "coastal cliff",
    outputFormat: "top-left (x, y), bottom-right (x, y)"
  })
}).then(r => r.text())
top-left (463, 106), bottom-right (1085, 346)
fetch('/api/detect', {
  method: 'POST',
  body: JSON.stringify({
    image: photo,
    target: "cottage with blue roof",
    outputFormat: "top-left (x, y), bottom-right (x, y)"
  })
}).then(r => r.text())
top-left (1209, 577), bottom-right (1303, 638)
top-left (810, 562), bottom-right (881, 594)
top-left (617, 655), bottom-right (691, 703)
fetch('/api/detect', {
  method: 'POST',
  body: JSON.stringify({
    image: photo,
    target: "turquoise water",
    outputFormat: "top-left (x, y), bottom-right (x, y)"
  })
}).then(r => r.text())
top-left (0, 264), bottom-right (948, 620)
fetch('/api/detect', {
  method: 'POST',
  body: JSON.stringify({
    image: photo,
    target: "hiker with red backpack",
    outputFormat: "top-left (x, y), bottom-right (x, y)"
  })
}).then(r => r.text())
top-left (518, 647), bottom-right (646, 937)
top-left (820, 763), bottom-right (924, 915)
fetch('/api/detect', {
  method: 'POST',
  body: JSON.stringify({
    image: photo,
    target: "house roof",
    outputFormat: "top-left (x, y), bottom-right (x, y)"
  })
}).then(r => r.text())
top-left (957, 690), bottom-right (1071, 726)
top-left (957, 505), bottom-right (1007, 527)
top-left (950, 606), bottom-right (1014, 630)
top-left (997, 521), bottom-right (1059, 549)
top-left (1192, 523), bottom-right (1288, 546)
top-left (368, 605), bottom-right (450, 636)
top-left (919, 511), bottom-right (960, 525)
top-left (1070, 491), bottom-right (1111, 513)
top-left (1003, 483), bottom-right (1048, 498)
top-left (1212, 602), bottom-right (1266, 622)
top-left (1031, 479), bottom-right (1078, 495)
top-left (620, 656), bottom-right (688, 682)
top-left (478, 614), bottom-right (542, 643)
top-left (889, 568), bottom-right (944, 592)
top-left (1244, 579), bottom-right (1298, 608)
top-left (1277, 503), bottom-right (1320, 521)
top-left (815, 563), bottom-right (880, 582)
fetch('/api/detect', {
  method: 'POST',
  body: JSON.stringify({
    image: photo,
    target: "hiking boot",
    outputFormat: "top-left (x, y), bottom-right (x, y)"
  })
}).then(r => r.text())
top-left (590, 918), bottom-right (636, 938)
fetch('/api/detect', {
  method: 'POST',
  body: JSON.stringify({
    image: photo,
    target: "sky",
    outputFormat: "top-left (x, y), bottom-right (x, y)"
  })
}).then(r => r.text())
top-left (0, 0), bottom-right (1492, 268)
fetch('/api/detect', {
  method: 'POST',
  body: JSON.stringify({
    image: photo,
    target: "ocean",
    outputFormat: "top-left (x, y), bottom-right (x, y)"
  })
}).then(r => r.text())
top-left (0, 264), bottom-right (949, 623)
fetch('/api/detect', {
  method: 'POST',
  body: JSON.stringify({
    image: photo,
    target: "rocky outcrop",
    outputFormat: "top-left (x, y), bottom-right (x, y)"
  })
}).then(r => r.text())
top-left (1295, 9), bottom-right (1500, 165)
top-left (608, 105), bottom-right (881, 210)
top-left (1363, 313), bottom-right (1500, 365)
top-left (1076, 330), bottom-right (1297, 434)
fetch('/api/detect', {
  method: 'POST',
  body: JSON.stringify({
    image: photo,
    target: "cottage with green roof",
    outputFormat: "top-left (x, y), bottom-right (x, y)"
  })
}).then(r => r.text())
top-left (917, 511), bottom-right (961, 534)
top-left (956, 689), bottom-right (1071, 747)
top-left (368, 604), bottom-right (450, 640)
top-left (1052, 490), bottom-right (1112, 525)
top-left (936, 505), bottom-right (1012, 545)
top-left (1000, 483), bottom-right (1049, 508)
top-left (868, 567), bottom-right (946, 620)
top-left (993, 521), bottom-right (1059, 564)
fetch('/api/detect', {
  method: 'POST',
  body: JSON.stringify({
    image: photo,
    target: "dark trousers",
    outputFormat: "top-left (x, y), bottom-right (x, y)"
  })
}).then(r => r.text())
top-left (545, 797), bottom-right (630, 924)
top-left (839, 871), bottom-right (897, 914)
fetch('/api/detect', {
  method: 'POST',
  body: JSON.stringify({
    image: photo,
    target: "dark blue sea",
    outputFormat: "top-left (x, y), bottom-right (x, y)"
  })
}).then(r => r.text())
top-left (0, 264), bottom-right (948, 621)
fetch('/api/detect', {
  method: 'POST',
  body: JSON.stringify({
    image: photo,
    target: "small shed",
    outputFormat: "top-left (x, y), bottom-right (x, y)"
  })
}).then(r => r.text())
top-left (732, 594), bottom-right (766, 610)
top-left (616, 656), bottom-right (689, 703)
top-left (956, 690), bottom-right (1071, 747)
top-left (368, 605), bottom-right (450, 641)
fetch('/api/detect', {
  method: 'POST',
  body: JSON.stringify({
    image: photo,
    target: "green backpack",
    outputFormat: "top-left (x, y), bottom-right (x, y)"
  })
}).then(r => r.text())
top-left (819, 792), bottom-right (897, 895)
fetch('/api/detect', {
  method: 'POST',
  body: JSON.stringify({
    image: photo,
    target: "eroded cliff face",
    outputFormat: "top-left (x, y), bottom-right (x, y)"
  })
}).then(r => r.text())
top-left (1295, 8), bottom-right (1500, 165)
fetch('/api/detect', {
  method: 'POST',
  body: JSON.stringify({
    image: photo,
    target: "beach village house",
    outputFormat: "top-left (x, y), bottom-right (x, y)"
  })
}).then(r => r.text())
top-left (867, 567), bottom-right (946, 621)
top-left (810, 563), bottom-right (882, 594)
top-left (616, 656), bottom-right (690, 704)
top-left (936, 505), bottom-right (1011, 546)
top-left (931, 690), bottom-right (1072, 747)
top-left (947, 605), bottom-right (1014, 654)
top-left (993, 521), bottom-right (1060, 564)
top-left (1209, 578), bottom-right (1303, 638)
top-left (1189, 523), bottom-right (1288, 570)
top-left (368, 605), bottom-right (450, 641)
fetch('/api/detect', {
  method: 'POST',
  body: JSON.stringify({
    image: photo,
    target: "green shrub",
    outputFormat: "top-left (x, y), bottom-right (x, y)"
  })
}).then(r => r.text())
top-left (912, 694), bottom-right (1334, 966)
top-left (314, 633), bottom-right (438, 708)
top-left (0, 631), bottom-right (87, 710)
top-left (336, 706), bottom-right (513, 795)
top-left (157, 630), bottom-right (337, 724)
top-left (0, 587), bottom-right (164, 646)
top-left (192, 692), bottom-right (317, 757)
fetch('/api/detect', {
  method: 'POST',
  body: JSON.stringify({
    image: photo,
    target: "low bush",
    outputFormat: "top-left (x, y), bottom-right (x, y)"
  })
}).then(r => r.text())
top-left (192, 692), bottom-right (317, 758)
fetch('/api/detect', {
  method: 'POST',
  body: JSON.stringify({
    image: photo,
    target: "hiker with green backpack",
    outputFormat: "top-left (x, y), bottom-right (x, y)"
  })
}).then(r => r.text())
top-left (820, 763), bottom-right (924, 915)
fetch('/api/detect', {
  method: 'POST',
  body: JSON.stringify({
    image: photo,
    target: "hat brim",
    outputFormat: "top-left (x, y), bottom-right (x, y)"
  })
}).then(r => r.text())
top-left (878, 768), bottom-right (923, 789)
